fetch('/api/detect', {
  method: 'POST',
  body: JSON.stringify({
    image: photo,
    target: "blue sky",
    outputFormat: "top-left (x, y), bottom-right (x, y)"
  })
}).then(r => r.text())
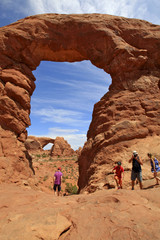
top-left (1, 0), bottom-right (160, 150)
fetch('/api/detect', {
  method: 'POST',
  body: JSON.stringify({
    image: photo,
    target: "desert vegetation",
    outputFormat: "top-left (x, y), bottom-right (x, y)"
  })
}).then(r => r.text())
top-left (31, 151), bottom-right (79, 194)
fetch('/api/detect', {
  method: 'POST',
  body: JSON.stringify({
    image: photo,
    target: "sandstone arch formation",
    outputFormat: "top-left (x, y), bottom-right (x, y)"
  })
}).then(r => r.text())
top-left (0, 14), bottom-right (160, 190)
top-left (25, 136), bottom-right (55, 151)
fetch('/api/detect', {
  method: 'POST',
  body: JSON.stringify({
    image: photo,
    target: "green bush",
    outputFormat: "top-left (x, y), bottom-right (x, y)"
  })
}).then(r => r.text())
top-left (43, 175), bottom-right (48, 181)
top-left (65, 183), bottom-right (78, 194)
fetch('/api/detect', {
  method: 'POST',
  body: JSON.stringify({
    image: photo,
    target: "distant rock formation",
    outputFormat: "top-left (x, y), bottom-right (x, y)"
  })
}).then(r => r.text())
top-left (50, 137), bottom-right (75, 157)
top-left (25, 135), bottom-right (75, 157)
top-left (0, 14), bottom-right (160, 190)
top-left (75, 147), bottom-right (82, 157)
top-left (25, 136), bottom-right (55, 152)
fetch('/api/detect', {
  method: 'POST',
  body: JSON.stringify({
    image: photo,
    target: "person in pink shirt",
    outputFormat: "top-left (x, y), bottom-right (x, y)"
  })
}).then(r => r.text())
top-left (53, 167), bottom-right (63, 196)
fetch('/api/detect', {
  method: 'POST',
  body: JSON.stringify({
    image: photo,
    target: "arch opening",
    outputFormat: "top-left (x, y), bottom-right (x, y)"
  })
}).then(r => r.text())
top-left (27, 60), bottom-right (111, 194)
top-left (28, 60), bottom-right (111, 150)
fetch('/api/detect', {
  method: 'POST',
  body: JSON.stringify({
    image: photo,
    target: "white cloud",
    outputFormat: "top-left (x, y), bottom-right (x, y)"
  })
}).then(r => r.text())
top-left (57, 61), bottom-right (110, 83)
top-left (49, 128), bottom-right (79, 134)
top-left (1, 0), bottom-right (160, 25)
top-left (25, 0), bottom-right (160, 24)
top-left (41, 77), bottom-right (109, 97)
top-left (28, 0), bottom-right (83, 14)
top-left (31, 96), bottom-right (94, 112)
top-left (31, 60), bottom-right (110, 111)
top-left (31, 107), bottom-right (90, 126)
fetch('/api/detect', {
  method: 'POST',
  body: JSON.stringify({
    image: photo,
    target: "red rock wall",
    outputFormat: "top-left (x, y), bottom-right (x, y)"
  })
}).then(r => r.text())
top-left (0, 14), bottom-right (160, 188)
top-left (50, 137), bottom-right (75, 157)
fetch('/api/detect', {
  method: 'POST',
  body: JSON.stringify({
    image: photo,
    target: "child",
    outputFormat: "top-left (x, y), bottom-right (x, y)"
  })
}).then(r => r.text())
top-left (147, 153), bottom-right (160, 185)
top-left (112, 161), bottom-right (124, 189)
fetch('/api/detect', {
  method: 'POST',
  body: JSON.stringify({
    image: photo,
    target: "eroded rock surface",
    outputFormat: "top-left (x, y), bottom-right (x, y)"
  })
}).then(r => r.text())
top-left (50, 137), bottom-right (75, 157)
top-left (0, 14), bottom-right (160, 189)
top-left (0, 183), bottom-right (160, 240)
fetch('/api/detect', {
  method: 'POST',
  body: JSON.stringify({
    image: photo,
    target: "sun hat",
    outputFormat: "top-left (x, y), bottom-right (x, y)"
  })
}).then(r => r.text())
top-left (133, 151), bottom-right (138, 155)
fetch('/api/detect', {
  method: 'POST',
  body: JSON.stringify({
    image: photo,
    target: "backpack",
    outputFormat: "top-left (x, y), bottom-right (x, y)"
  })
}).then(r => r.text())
top-left (151, 158), bottom-right (160, 171)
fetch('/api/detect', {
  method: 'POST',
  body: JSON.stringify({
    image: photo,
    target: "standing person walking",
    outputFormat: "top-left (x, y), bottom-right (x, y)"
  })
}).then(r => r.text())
top-left (129, 151), bottom-right (143, 190)
top-left (147, 153), bottom-right (160, 185)
top-left (53, 167), bottom-right (62, 196)
top-left (112, 161), bottom-right (124, 189)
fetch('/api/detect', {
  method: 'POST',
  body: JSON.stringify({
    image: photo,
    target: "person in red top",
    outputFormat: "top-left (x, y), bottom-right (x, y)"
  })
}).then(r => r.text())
top-left (112, 161), bottom-right (124, 189)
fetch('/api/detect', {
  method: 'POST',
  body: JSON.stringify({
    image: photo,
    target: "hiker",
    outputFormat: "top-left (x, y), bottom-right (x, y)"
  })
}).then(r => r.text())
top-left (53, 167), bottom-right (62, 196)
top-left (129, 151), bottom-right (143, 190)
top-left (147, 153), bottom-right (160, 185)
top-left (112, 161), bottom-right (124, 189)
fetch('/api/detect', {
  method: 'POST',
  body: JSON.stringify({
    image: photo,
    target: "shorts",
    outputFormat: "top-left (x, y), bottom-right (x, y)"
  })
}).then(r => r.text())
top-left (114, 175), bottom-right (122, 184)
top-left (151, 167), bottom-right (160, 173)
top-left (131, 170), bottom-right (142, 182)
top-left (53, 184), bottom-right (61, 192)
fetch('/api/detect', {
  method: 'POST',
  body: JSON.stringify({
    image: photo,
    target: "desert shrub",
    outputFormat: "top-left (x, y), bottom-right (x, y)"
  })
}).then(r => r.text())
top-left (43, 175), bottom-right (48, 181)
top-left (48, 185), bottom-right (52, 190)
top-left (48, 157), bottom-right (54, 162)
top-left (42, 153), bottom-right (48, 158)
top-left (62, 176), bottom-right (68, 181)
top-left (62, 178), bottom-right (66, 183)
top-left (65, 183), bottom-right (78, 194)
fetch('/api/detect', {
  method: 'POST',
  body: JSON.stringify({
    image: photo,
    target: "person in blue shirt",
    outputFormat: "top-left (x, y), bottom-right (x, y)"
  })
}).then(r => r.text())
top-left (147, 153), bottom-right (160, 185)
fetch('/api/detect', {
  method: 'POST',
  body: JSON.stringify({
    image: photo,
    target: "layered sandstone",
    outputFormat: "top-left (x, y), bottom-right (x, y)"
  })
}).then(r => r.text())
top-left (0, 14), bottom-right (160, 190)
top-left (50, 137), bottom-right (75, 157)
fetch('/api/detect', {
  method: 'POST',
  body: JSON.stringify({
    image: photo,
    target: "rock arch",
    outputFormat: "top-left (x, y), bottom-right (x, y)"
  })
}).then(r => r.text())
top-left (0, 14), bottom-right (160, 189)
top-left (25, 136), bottom-right (55, 151)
